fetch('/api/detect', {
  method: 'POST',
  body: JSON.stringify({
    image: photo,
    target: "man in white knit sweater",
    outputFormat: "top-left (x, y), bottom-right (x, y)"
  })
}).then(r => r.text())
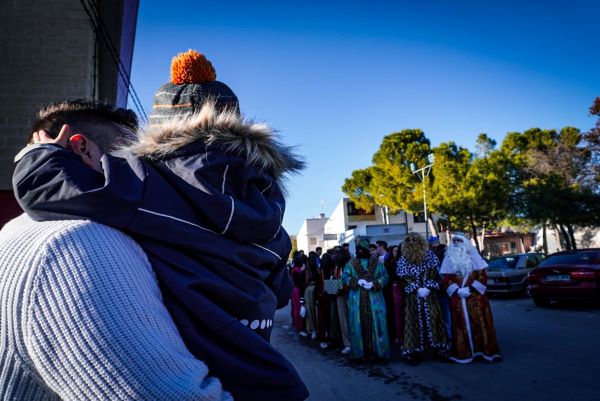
top-left (0, 103), bottom-right (231, 400)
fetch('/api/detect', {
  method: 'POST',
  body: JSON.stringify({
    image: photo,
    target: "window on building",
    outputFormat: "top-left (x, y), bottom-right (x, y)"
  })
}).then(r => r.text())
top-left (346, 201), bottom-right (375, 222)
top-left (309, 237), bottom-right (317, 245)
top-left (413, 212), bottom-right (426, 223)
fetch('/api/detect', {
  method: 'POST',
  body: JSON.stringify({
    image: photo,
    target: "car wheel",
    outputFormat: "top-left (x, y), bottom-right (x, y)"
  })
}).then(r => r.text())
top-left (533, 296), bottom-right (550, 307)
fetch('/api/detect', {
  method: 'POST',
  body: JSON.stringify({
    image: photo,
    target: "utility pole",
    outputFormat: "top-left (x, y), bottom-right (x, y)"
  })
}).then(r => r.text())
top-left (411, 154), bottom-right (434, 240)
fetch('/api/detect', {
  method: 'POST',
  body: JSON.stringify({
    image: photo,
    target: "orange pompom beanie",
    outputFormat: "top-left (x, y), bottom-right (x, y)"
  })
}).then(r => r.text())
top-left (150, 49), bottom-right (239, 124)
top-left (170, 50), bottom-right (216, 84)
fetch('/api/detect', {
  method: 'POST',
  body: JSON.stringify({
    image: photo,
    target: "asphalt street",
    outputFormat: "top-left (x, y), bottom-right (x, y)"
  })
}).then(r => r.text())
top-left (271, 297), bottom-right (600, 401)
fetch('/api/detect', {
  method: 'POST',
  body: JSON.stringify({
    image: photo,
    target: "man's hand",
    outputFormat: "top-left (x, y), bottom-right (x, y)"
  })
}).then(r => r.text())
top-left (457, 287), bottom-right (471, 298)
top-left (32, 124), bottom-right (72, 148)
top-left (417, 287), bottom-right (430, 298)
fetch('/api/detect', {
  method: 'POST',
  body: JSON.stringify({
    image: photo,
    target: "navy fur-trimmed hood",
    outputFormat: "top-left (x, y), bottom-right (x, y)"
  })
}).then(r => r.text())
top-left (125, 101), bottom-right (305, 187)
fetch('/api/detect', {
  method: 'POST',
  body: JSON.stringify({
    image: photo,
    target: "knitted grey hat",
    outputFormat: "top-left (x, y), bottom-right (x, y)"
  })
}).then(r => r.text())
top-left (149, 50), bottom-right (239, 125)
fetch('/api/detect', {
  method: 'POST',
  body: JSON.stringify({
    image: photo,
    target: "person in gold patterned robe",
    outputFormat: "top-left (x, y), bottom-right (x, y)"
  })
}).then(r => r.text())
top-left (396, 233), bottom-right (449, 365)
top-left (441, 233), bottom-right (501, 363)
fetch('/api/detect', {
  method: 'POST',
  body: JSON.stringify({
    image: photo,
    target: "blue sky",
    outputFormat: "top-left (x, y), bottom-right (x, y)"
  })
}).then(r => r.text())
top-left (130, 0), bottom-right (599, 234)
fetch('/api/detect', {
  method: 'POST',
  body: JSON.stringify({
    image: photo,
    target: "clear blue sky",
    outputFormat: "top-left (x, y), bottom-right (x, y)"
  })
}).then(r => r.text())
top-left (130, 0), bottom-right (599, 235)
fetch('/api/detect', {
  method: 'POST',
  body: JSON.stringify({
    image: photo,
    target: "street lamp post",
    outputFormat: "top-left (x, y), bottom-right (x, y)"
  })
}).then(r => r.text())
top-left (410, 154), bottom-right (434, 240)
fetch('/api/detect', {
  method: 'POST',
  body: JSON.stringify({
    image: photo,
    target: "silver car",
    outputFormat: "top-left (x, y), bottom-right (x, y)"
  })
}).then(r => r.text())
top-left (486, 253), bottom-right (545, 294)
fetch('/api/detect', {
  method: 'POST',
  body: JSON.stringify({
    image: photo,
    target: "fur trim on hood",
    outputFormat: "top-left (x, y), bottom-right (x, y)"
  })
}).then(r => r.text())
top-left (125, 101), bottom-right (305, 180)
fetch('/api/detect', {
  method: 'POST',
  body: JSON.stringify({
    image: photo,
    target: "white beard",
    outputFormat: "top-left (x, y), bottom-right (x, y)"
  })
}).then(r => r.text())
top-left (445, 244), bottom-right (473, 276)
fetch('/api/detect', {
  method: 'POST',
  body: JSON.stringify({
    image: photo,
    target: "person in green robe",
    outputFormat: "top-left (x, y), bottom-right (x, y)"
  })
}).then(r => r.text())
top-left (341, 245), bottom-right (390, 360)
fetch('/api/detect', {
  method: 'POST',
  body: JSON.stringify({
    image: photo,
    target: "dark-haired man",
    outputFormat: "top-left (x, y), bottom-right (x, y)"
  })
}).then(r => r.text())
top-left (10, 81), bottom-right (308, 400)
top-left (17, 100), bottom-right (137, 173)
top-left (1, 101), bottom-right (232, 400)
top-left (375, 240), bottom-right (388, 263)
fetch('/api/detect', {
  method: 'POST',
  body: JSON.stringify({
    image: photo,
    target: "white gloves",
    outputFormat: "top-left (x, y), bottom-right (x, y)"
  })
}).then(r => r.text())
top-left (457, 287), bottom-right (471, 298)
top-left (357, 279), bottom-right (374, 290)
top-left (300, 305), bottom-right (306, 318)
top-left (417, 287), bottom-right (430, 298)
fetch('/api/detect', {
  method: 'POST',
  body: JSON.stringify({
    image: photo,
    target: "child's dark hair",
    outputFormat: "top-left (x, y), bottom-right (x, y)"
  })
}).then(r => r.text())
top-left (30, 100), bottom-right (139, 152)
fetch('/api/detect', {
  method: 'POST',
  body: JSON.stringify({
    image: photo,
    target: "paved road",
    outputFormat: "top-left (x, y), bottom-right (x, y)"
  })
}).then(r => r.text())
top-left (271, 297), bottom-right (600, 401)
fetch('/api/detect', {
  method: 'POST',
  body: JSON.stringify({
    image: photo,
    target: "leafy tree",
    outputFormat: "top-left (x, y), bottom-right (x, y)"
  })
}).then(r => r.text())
top-left (431, 142), bottom-right (472, 233)
top-left (475, 133), bottom-right (497, 158)
top-left (501, 126), bottom-right (599, 250)
top-left (465, 150), bottom-right (511, 250)
top-left (341, 167), bottom-right (377, 212)
top-left (370, 129), bottom-right (433, 215)
top-left (432, 141), bottom-right (510, 252)
top-left (342, 129), bottom-right (435, 227)
top-left (340, 104), bottom-right (600, 253)
top-left (582, 97), bottom-right (600, 191)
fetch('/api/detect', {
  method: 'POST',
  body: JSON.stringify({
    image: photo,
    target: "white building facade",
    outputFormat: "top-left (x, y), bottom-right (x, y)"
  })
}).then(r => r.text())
top-left (297, 198), bottom-right (440, 254)
top-left (296, 214), bottom-right (328, 253)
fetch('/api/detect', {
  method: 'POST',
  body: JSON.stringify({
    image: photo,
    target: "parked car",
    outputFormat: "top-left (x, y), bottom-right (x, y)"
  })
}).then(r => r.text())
top-left (527, 248), bottom-right (600, 307)
top-left (486, 253), bottom-right (545, 295)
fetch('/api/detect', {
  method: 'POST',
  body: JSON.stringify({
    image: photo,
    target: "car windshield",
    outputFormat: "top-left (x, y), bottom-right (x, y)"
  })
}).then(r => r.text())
top-left (539, 252), bottom-right (598, 266)
top-left (488, 256), bottom-right (519, 270)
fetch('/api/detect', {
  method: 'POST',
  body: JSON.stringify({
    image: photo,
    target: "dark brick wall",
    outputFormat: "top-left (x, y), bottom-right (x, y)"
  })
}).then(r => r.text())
top-left (0, 0), bottom-right (95, 190)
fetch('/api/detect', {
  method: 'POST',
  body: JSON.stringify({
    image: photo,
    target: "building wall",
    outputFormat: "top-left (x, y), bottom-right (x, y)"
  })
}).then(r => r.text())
top-left (484, 233), bottom-right (536, 257)
top-left (0, 0), bottom-right (96, 191)
top-left (321, 198), bottom-right (433, 250)
top-left (296, 216), bottom-right (328, 253)
top-left (323, 199), bottom-right (346, 236)
top-left (0, 0), bottom-right (138, 227)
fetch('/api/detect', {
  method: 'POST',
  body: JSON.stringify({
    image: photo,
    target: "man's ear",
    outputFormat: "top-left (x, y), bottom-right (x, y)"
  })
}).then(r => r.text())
top-left (68, 134), bottom-right (95, 167)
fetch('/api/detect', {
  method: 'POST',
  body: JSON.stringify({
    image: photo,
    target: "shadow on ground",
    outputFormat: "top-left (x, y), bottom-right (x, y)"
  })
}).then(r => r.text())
top-left (277, 322), bottom-right (464, 401)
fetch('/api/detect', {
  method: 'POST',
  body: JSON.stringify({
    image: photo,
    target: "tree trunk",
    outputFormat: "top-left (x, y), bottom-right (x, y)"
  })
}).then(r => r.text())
top-left (567, 224), bottom-right (577, 250)
top-left (558, 224), bottom-right (571, 250)
top-left (542, 222), bottom-right (548, 255)
top-left (480, 222), bottom-right (486, 257)
top-left (428, 214), bottom-right (438, 237)
top-left (445, 221), bottom-right (452, 245)
top-left (380, 205), bottom-right (388, 225)
top-left (469, 214), bottom-right (481, 253)
top-left (553, 227), bottom-right (563, 252)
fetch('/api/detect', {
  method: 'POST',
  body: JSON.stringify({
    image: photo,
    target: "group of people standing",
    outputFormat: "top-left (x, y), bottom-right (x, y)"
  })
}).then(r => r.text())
top-left (290, 232), bottom-right (502, 365)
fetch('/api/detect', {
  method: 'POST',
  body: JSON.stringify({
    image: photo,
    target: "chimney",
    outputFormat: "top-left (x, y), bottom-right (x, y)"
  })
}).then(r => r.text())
top-left (320, 213), bottom-right (326, 219)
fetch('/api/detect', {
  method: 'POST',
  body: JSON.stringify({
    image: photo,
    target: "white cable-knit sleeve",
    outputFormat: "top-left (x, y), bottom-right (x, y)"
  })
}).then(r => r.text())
top-left (24, 222), bottom-right (232, 401)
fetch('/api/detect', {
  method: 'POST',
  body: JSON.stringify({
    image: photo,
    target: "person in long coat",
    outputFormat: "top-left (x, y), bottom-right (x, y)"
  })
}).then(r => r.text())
top-left (304, 252), bottom-right (320, 339)
top-left (383, 245), bottom-right (403, 344)
top-left (290, 256), bottom-right (307, 334)
top-left (441, 234), bottom-right (501, 363)
top-left (397, 233), bottom-right (449, 365)
top-left (341, 246), bottom-right (389, 360)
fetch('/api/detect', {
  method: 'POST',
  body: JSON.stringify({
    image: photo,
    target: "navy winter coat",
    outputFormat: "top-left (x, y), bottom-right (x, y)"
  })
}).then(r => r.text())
top-left (13, 109), bottom-right (308, 401)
